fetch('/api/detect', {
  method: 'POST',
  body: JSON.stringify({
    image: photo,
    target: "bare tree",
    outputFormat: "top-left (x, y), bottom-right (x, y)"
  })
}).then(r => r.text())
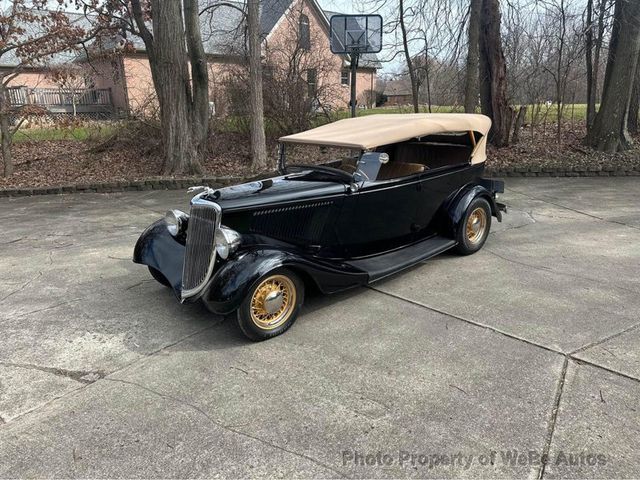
top-left (47, 64), bottom-right (88, 117)
top-left (479, 0), bottom-right (511, 147)
top-left (588, 0), bottom-right (640, 152)
top-left (399, 0), bottom-right (420, 112)
top-left (464, 0), bottom-right (481, 112)
top-left (225, 0), bottom-right (342, 135)
top-left (0, 1), bottom-right (98, 177)
top-left (130, 0), bottom-right (208, 174)
top-left (629, 61), bottom-right (640, 135)
top-left (585, 0), bottom-right (611, 132)
top-left (247, 0), bottom-right (267, 171)
top-left (539, 0), bottom-right (584, 142)
top-left (84, 0), bottom-right (210, 174)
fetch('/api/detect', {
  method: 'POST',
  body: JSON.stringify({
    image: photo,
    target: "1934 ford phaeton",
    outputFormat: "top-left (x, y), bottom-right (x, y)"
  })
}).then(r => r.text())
top-left (134, 114), bottom-right (506, 340)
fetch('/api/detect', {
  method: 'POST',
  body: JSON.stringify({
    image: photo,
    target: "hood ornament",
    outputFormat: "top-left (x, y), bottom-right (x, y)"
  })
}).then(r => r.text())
top-left (187, 185), bottom-right (216, 196)
top-left (188, 185), bottom-right (215, 194)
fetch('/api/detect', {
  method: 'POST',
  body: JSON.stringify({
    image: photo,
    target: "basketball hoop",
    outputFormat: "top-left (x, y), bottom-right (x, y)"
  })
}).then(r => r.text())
top-left (330, 14), bottom-right (382, 55)
top-left (329, 14), bottom-right (382, 118)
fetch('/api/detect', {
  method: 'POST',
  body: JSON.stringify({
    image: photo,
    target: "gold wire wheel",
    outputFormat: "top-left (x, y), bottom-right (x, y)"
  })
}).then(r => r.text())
top-left (466, 207), bottom-right (488, 244)
top-left (249, 275), bottom-right (296, 330)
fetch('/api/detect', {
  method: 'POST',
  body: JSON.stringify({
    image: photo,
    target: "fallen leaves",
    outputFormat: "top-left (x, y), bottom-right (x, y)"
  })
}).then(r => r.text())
top-left (1, 125), bottom-right (638, 190)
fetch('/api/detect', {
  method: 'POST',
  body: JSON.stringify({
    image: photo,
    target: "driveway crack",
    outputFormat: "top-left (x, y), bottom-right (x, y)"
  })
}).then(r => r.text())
top-left (569, 357), bottom-right (640, 384)
top-left (104, 378), bottom-right (348, 478)
top-left (506, 188), bottom-right (640, 231)
top-left (0, 361), bottom-right (105, 384)
top-left (0, 272), bottom-right (42, 303)
top-left (484, 248), bottom-right (640, 295)
top-left (537, 357), bottom-right (569, 479)
top-left (368, 286), bottom-right (640, 479)
top-left (0, 324), bottom-right (220, 427)
top-left (570, 321), bottom-right (640, 356)
top-left (369, 287), bottom-right (565, 356)
top-left (489, 211), bottom-right (537, 235)
top-left (12, 299), bottom-right (83, 319)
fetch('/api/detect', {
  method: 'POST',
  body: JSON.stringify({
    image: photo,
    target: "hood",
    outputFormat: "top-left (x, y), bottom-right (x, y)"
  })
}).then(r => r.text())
top-left (201, 172), bottom-right (348, 211)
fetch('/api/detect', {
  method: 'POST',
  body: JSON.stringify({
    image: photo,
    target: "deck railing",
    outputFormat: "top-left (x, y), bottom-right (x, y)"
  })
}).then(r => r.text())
top-left (7, 86), bottom-right (113, 115)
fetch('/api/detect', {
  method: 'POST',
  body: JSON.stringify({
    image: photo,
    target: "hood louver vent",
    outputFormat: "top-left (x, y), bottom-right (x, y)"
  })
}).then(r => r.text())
top-left (250, 201), bottom-right (333, 242)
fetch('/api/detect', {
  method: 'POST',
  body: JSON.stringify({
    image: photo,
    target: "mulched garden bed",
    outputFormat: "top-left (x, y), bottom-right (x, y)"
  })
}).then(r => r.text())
top-left (1, 126), bottom-right (639, 192)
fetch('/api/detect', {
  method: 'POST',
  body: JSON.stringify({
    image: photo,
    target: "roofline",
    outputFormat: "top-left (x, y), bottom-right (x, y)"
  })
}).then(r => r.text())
top-left (263, 0), bottom-right (378, 70)
top-left (112, 47), bottom-right (242, 62)
top-left (0, 64), bottom-right (47, 71)
top-left (264, 0), bottom-right (299, 43)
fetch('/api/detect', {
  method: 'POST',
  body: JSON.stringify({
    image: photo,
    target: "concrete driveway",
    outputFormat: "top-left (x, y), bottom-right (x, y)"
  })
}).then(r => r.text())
top-left (0, 178), bottom-right (638, 478)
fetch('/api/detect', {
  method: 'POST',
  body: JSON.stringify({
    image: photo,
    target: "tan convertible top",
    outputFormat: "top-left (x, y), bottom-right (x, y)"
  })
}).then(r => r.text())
top-left (280, 113), bottom-right (492, 164)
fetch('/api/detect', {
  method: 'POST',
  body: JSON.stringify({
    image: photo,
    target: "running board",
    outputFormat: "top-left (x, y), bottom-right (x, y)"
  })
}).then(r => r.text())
top-left (346, 236), bottom-right (457, 283)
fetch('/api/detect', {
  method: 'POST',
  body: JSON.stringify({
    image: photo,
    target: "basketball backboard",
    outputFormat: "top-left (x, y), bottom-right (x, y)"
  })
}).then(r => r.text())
top-left (329, 14), bottom-right (383, 55)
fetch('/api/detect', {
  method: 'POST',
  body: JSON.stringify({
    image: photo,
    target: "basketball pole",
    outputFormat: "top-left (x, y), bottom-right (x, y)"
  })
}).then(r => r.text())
top-left (350, 51), bottom-right (359, 118)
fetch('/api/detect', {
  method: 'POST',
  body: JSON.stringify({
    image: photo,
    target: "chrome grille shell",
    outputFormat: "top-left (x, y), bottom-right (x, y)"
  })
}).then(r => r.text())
top-left (181, 200), bottom-right (221, 300)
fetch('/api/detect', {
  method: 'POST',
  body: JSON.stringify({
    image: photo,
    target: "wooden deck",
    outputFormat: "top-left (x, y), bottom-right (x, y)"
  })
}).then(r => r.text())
top-left (8, 86), bottom-right (114, 115)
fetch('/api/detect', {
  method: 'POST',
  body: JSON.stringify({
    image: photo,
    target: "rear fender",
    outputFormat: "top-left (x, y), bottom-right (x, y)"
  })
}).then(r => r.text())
top-left (202, 249), bottom-right (367, 315)
top-left (445, 184), bottom-right (502, 237)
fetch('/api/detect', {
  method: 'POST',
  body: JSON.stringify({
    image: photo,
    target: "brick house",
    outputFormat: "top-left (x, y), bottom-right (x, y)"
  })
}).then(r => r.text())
top-left (2, 1), bottom-right (379, 118)
top-left (87, 0), bottom-right (380, 117)
top-left (0, 12), bottom-right (115, 118)
top-left (384, 78), bottom-right (414, 107)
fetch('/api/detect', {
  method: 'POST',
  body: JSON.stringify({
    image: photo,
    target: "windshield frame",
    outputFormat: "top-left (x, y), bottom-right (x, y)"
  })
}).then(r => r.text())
top-left (278, 142), bottom-right (365, 178)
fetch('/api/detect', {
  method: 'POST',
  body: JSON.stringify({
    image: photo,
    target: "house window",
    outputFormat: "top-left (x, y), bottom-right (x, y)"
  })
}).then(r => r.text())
top-left (307, 68), bottom-right (317, 97)
top-left (299, 14), bottom-right (310, 50)
top-left (263, 65), bottom-right (274, 81)
top-left (341, 70), bottom-right (350, 85)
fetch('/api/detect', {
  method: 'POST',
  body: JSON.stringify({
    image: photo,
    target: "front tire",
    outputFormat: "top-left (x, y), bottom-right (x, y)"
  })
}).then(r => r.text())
top-left (237, 268), bottom-right (305, 341)
top-left (455, 197), bottom-right (492, 255)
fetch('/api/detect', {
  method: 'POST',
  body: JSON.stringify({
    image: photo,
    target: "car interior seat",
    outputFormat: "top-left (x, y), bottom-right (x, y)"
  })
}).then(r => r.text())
top-left (376, 162), bottom-right (425, 180)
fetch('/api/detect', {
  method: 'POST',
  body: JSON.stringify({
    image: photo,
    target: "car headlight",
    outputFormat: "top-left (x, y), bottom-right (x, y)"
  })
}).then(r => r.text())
top-left (164, 209), bottom-right (188, 237)
top-left (215, 226), bottom-right (241, 260)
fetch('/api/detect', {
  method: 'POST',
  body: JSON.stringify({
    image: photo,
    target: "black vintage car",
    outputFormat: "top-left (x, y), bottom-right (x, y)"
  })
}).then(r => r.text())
top-left (134, 114), bottom-right (506, 340)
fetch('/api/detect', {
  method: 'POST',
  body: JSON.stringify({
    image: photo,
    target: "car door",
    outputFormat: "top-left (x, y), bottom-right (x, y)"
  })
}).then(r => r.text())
top-left (334, 173), bottom-right (423, 258)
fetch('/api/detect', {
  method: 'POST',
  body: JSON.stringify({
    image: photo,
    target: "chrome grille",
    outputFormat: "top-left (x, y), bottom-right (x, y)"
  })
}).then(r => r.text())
top-left (181, 203), bottom-right (220, 298)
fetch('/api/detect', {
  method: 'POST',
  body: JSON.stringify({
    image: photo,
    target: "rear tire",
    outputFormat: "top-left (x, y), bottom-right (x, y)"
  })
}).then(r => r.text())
top-left (455, 197), bottom-right (492, 255)
top-left (237, 268), bottom-right (304, 341)
top-left (148, 266), bottom-right (171, 287)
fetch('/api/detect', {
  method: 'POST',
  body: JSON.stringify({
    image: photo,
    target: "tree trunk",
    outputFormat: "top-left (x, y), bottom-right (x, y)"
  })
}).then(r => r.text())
top-left (628, 61), bottom-right (640, 135)
top-left (601, 0), bottom-right (622, 102)
top-left (399, 0), bottom-right (419, 113)
top-left (131, 0), bottom-right (206, 175)
top-left (589, 0), bottom-right (640, 152)
top-left (479, 0), bottom-right (511, 147)
top-left (184, 0), bottom-right (210, 152)
top-left (0, 85), bottom-right (13, 177)
top-left (511, 106), bottom-right (527, 143)
top-left (0, 116), bottom-right (12, 177)
top-left (585, 0), bottom-right (606, 132)
top-left (248, 0), bottom-right (267, 171)
top-left (464, 0), bottom-right (481, 113)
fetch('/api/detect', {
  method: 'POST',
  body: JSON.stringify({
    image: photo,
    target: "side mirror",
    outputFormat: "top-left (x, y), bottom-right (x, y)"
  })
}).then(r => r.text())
top-left (354, 152), bottom-right (389, 182)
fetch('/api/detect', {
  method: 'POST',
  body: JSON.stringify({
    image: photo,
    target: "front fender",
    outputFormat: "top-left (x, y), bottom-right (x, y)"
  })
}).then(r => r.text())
top-left (133, 219), bottom-right (185, 294)
top-left (202, 249), bottom-right (367, 315)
